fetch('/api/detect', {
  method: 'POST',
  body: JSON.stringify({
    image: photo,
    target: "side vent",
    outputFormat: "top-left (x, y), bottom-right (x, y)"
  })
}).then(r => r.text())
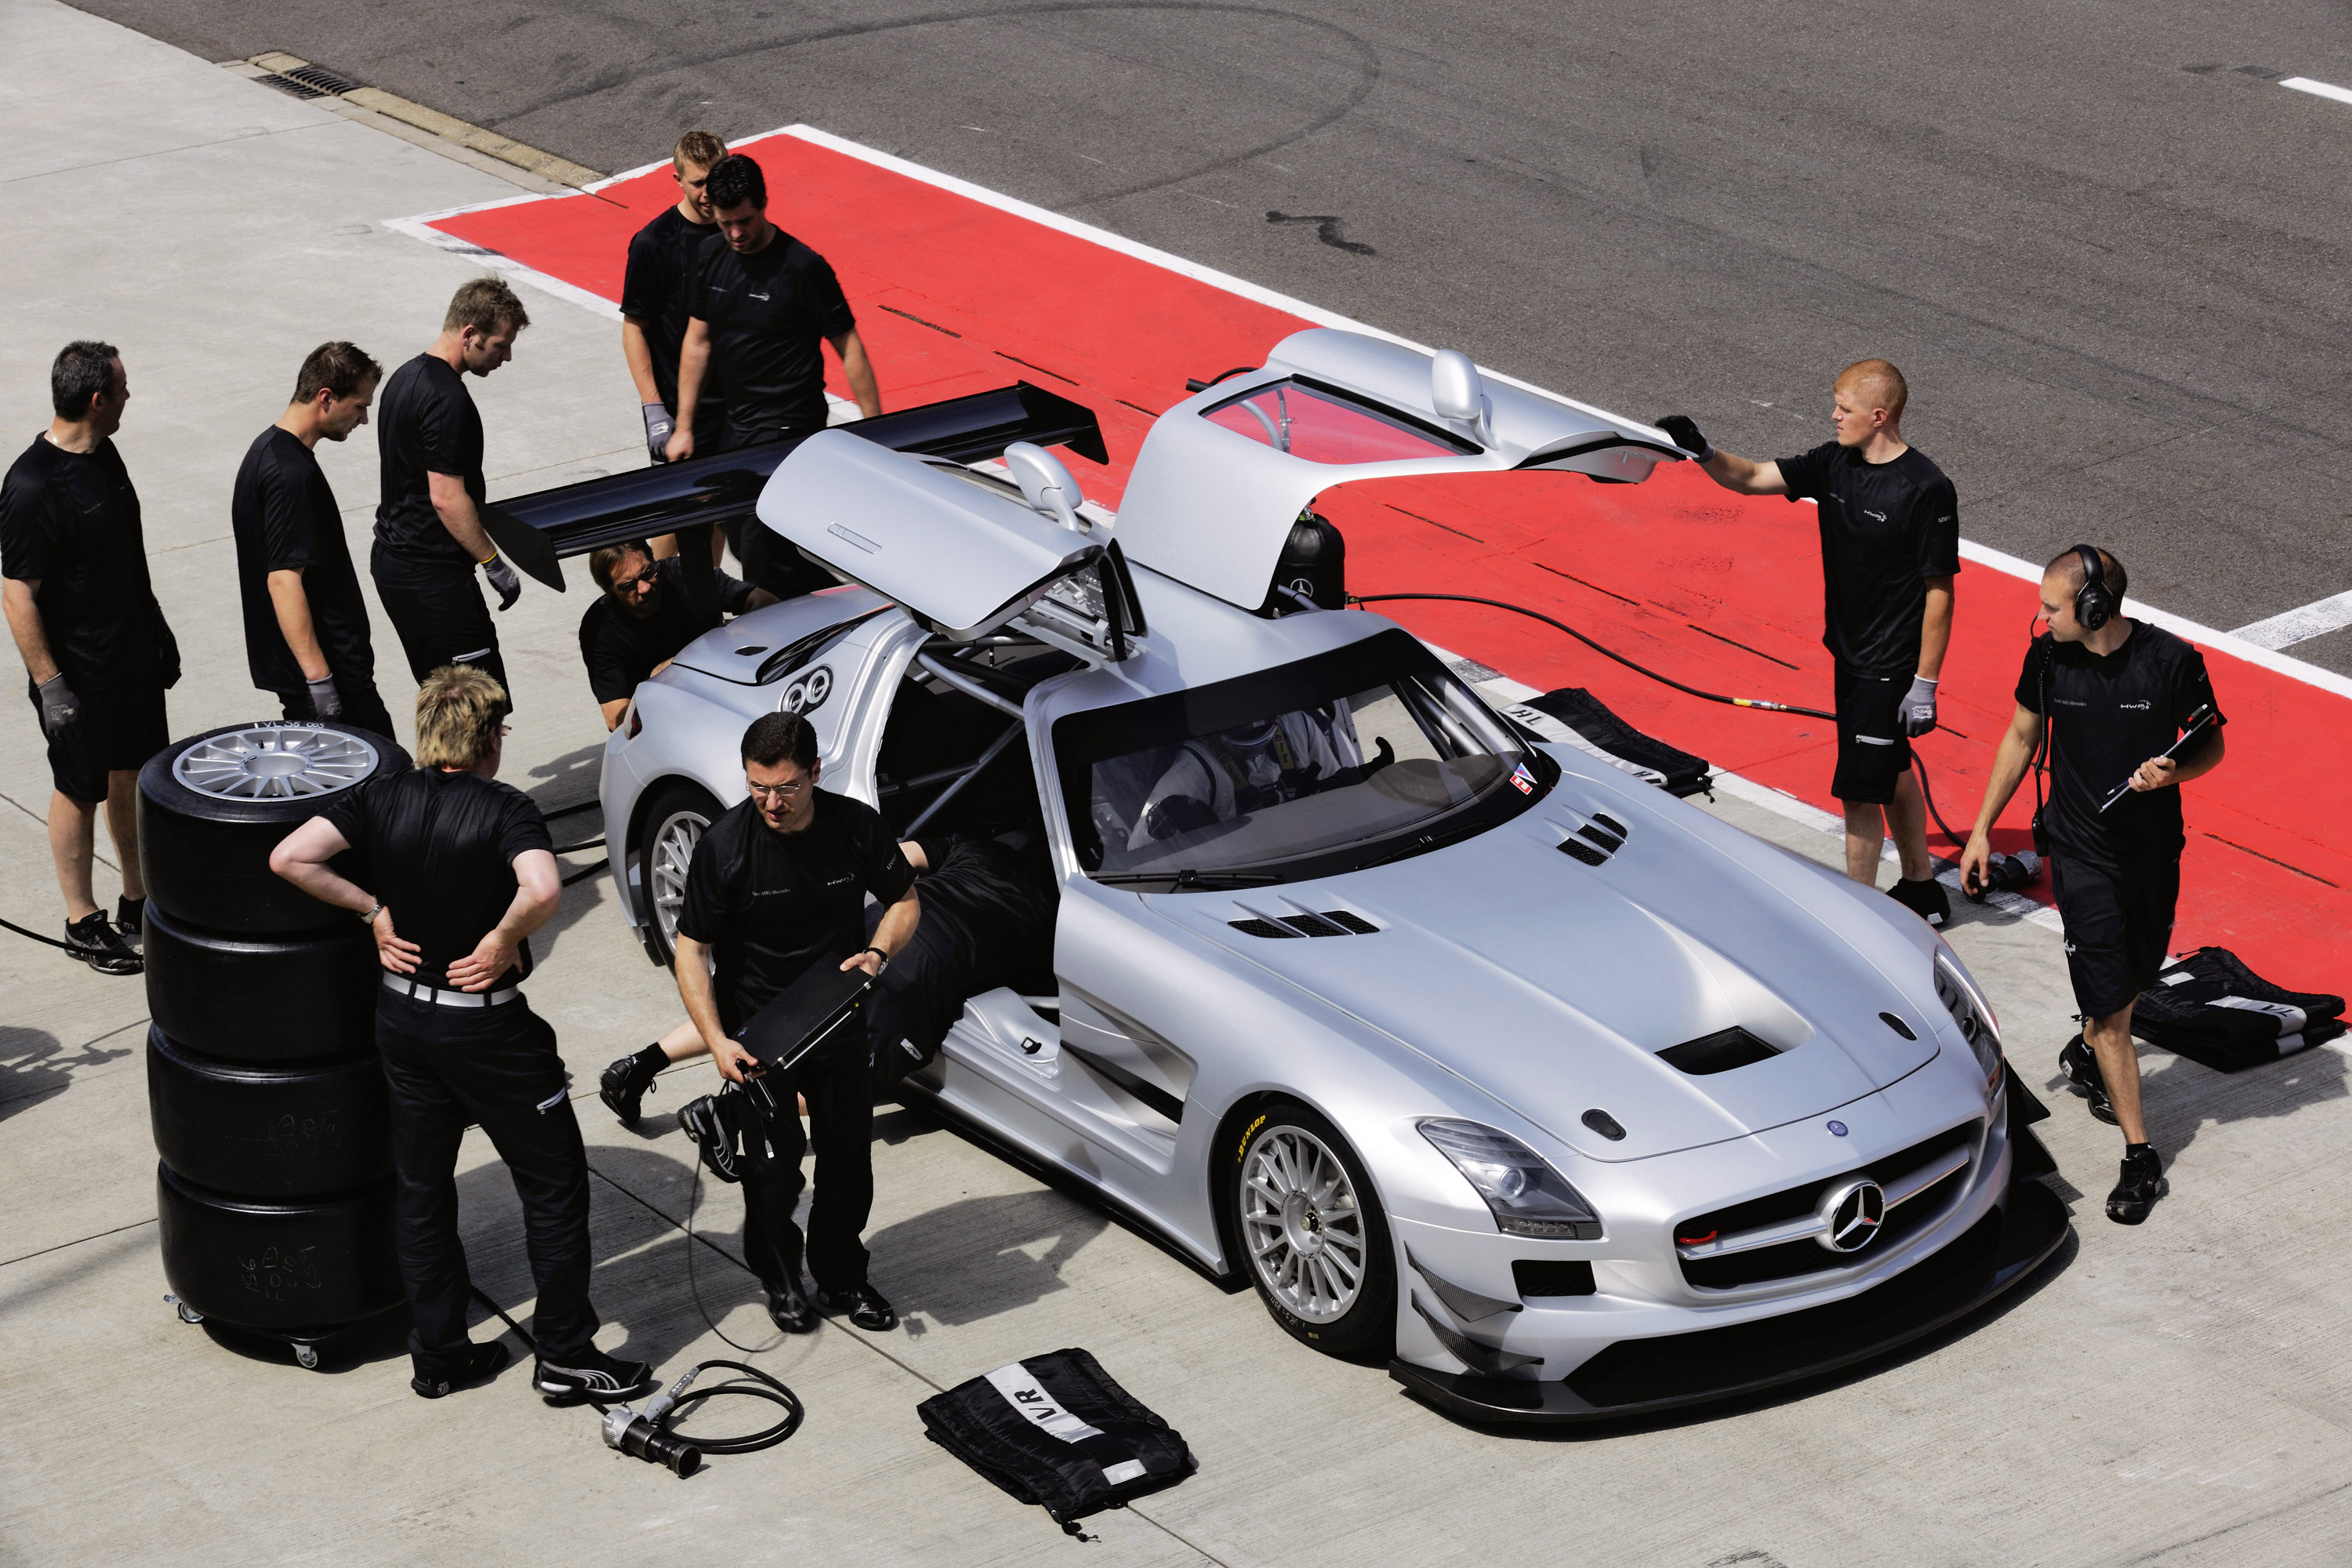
top-left (1554, 808), bottom-right (1631, 867)
top-left (1229, 910), bottom-right (1382, 938)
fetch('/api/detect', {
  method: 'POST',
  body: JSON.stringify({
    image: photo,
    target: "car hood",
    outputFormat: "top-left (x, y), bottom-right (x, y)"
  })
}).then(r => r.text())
top-left (1148, 786), bottom-right (1943, 1162)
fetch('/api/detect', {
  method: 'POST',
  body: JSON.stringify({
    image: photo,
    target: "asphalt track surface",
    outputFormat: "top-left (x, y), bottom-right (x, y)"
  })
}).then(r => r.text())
top-left (70, 0), bottom-right (2352, 674)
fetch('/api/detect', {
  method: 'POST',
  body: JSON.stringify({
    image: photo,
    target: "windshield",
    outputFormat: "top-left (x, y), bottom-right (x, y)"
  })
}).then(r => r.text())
top-left (1055, 629), bottom-right (1548, 886)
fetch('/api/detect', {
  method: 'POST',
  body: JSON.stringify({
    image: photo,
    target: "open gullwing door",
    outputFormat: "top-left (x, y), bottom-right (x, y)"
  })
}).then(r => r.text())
top-left (1112, 328), bottom-right (1684, 611)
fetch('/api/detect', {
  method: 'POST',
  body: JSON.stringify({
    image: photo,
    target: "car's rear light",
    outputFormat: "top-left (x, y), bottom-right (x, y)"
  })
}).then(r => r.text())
top-left (625, 701), bottom-right (643, 738)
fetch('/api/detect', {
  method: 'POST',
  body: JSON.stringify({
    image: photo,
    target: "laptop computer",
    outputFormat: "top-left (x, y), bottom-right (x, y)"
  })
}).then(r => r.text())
top-left (731, 961), bottom-right (873, 1076)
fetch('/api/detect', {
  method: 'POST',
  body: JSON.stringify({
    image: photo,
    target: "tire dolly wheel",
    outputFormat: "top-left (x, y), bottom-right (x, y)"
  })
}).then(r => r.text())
top-left (166, 1294), bottom-right (204, 1326)
top-left (293, 1343), bottom-right (321, 1370)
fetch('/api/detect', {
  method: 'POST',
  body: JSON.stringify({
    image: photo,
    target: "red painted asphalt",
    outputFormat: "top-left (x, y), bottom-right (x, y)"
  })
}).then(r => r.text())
top-left (428, 134), bottom-right (2348, 993)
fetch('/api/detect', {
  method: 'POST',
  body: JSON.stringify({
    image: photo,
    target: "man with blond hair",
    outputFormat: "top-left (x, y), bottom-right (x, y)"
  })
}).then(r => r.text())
top-left (1659, 360), bottom-right (1960, 927)
top-left (622, 129), bottom-right (729, 466)
top-left (231, 341), bottom-right (394, 735)
top-left (372, 278), bottom-right (532, 698)
top-left (270, 666), bottom-right (652, 1406)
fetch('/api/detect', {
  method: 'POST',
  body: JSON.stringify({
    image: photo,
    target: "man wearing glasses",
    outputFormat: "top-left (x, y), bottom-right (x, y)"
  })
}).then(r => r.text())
top-left (668, 711), bottom-right (920, 1334)
top-left (578, 538), bottom-right (774, 731)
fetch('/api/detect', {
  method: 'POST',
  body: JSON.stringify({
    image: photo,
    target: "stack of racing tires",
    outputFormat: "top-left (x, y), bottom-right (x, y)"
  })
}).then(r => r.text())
top-left (140, 720), bottom-right (407, 1369)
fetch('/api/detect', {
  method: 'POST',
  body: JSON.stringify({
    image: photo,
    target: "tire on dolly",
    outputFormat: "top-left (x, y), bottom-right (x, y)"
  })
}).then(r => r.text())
top-left (146, 1027), bottom-right (391, 1198)
top-left (155, 1162), bottom-right (402, 1332)
top-left (144, 902), bottom-right (381, 1062)
top-left (138, 720), bottom-right (404, 937)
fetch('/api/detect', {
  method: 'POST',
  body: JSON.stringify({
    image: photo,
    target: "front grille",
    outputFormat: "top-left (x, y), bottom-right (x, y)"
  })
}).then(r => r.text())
top-left (1675, 1120), bottom-right (1980, 1290)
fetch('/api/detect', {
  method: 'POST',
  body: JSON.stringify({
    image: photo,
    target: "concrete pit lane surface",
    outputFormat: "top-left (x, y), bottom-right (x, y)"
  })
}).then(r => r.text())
top-left (3, 1), bottom-right (2352, 1563)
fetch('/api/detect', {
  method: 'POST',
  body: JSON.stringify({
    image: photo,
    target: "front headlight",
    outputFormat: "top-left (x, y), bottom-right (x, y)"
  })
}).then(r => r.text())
top-left (1933, 945), bottom-right (2003, 1094)
top-left (1417, 1119), bottom-right (1602, 1240)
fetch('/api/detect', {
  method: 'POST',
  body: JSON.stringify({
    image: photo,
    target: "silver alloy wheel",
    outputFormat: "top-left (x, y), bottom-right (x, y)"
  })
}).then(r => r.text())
top-left (648, 809), bottom-right (708, 945)
top-left (172, 724), bottom-right (379, 800)
top-left (1240, 1125), bottom-right (1368, 1323)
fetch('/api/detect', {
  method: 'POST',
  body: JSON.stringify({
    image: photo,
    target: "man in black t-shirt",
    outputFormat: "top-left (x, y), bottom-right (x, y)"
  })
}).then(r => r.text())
top-left (372, 278), bottom-right (532, 698)
top-left (578, 538), bottom-right (771, 730)
top-left (1962, 546), bottom-right (2227, 1227)
top-left (1660, 361), bottom-right (1959, 927)
top-left (673, 711), bottom-right (920, 1334)
top-left (231, 341), bottom-right (395, 738)
top-left (2, 341), bottom-right (172, 975)
top-left (662, 154), bottom-right (882, 597)
top-left (622, 129), bottom-right (728, 465)
top-left (271, 666), bottom-right (654, 1406)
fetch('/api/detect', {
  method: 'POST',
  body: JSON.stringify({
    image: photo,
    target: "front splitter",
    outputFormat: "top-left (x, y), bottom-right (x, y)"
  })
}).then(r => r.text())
top-left (1389, 1177), bottom-right (2071, 1425)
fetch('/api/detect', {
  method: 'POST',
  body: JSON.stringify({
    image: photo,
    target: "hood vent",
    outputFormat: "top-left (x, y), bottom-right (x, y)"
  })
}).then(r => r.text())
top-left (1230, 909), bottom-right (1380, 938)
top-left (1657, 1027), bottom-right (1780, 1076)
top-left (1553, 809), bottom-right (1630, 867)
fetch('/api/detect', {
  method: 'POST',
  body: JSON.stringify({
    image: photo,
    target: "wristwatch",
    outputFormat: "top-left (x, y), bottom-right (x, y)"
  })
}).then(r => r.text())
top-left (358, 901), bottom-right (383, 926)
top-left (860, 945), bottom-right (890, 972)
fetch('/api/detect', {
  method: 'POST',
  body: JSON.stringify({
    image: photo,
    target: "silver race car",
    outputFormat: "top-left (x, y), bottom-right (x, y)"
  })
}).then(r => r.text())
top-left (502, 331), bottom-right (2065, 1423)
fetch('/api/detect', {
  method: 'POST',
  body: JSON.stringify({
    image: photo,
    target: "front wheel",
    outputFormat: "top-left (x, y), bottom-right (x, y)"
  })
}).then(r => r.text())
top-left (1232, 1101), bottom-right (1396, 1359)
top-left (633, 782), bottom-right (720, 967)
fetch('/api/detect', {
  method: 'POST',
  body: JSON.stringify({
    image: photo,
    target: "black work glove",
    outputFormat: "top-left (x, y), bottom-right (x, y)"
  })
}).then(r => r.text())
top-left (641, 402), bottom-right (675, 463)
top-left (34, 674), bottom-right (79, 740)
top-left (1657, 414), bottom-right (1715, 462)
top-left (481, 554), bottom-right (523, 612)
top-left (305, 675), bottom-right (343, 720)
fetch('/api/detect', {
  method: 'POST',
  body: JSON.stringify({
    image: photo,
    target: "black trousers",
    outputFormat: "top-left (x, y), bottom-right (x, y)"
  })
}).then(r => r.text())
top-left (739, 1042), bottom-right (873, 1295)
top-left (276, 672), bottom-right (397, 741)
top-left (375, 991), bottom-right (598, 1375)
top-left (716, 421), bottom-right (831, 601)
top-left (369, 543), bottom-right (508, 694)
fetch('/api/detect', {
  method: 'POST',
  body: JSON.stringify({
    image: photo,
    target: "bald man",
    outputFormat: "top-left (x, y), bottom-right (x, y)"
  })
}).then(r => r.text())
top-left (1659, 361), bottom-right (1958, 926)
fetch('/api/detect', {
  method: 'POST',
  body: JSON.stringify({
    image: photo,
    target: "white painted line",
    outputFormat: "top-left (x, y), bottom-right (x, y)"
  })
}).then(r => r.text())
top-left (2230, 590), bottom-right (2352, 651)
top-left (2281, 76), bottom-right (2352, 107)
top-left (388, 125), bottom-right (2352, 706)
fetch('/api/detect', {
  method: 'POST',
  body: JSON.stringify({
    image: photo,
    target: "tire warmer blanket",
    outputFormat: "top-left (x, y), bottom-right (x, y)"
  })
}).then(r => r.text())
top-left (2132, 946), bottom-right (2347, 1073)
top-left (916, 1347), bottom-right (1192, 1529)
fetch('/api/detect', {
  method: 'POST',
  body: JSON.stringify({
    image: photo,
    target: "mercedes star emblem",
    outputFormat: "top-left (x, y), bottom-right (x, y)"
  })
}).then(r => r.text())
top-left (1816, 1178), bottom-right (1887, 1254)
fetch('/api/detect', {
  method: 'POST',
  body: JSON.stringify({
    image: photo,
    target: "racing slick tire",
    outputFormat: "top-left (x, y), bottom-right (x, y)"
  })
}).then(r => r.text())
top-left (143, 902), bottom-right (381, 1062)
top-left (154, 1162), bottom-right (402, 1331)
top-left (137, 720), bottom-right (405, 937)
top-left (634, 780), bottom-right (722, 967)
top-left (146, 1028), bottom-right (391, 1198)
top-left (1231, 1099), bottom-right (1397, 1360)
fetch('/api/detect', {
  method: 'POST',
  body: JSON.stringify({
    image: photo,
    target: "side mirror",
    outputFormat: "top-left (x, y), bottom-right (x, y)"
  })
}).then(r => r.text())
top-left (1430, 350), bottom-right (1490, 443)
top-left (1004, 441), bottom-right (1089, 532)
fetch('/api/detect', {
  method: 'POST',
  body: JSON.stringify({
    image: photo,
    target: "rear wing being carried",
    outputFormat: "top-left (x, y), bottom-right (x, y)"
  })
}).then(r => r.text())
top-left (481, 382), bottom-right (1108, 589)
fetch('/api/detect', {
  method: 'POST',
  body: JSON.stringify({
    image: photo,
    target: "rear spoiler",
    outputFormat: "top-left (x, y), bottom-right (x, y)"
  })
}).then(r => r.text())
top-left (481, 382), bottom-right (1109, 588)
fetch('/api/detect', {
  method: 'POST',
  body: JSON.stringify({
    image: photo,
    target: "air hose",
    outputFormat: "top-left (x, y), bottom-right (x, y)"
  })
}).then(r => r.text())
top-left (468, 1285), bottom-right (803, 1476)
top-left (1348, 590), bottom-right (1995, 861)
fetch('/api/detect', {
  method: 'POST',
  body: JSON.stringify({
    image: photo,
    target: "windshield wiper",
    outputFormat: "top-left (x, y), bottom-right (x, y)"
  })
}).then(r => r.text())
top-left (1094, 868), bottom-right (1282, 890)
top-left (1355, 814), bottom-right (1493, 871)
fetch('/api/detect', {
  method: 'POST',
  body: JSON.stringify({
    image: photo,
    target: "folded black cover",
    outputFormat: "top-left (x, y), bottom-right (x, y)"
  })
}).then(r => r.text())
top-left (918, 1348), bottom-right (1192, 1530)
top-left (731, 962), bottom-right (871, 1073)
top-left (1524, 687), bottom-right (1712, 797)
top-left (2132, 946), bottom-right (2346, 1073)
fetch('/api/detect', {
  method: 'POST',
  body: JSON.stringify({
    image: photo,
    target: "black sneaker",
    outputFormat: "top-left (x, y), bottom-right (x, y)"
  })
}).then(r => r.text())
top-left (115, 896), bottom-right (145, 942)
top-left (534, 1347), bottom-right (656, 1405)
top-left (410, 1341), bottom-right (509, 1399)
top-left (1888, 877), bottom-right (1951, 928)
top-left (2107, 1145), bottom-right (2166, 1225)
top-left (63, 911), bottom-right (141, 975)
top-left (813, 1281), bottom-right (898, 1332)
top-left (765, 1276), bottom-right (818, 1334)
top-left (678, 1092), bottom-right (744, 1183)
top-left (2060, 1035), bottom-right (2118, 1126)
top-left (599, 1049), bottom-right (662, 1127)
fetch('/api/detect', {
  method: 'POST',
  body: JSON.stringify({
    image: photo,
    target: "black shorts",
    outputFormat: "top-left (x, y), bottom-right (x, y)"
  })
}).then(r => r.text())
top-left (2051, 852), bottom-right (2180, 1018)
top-left (30, 679), bottom-right (168, 802)
top-left (1831, 666), bottom-right (1912, 804)
top-left (368, 543), bottom-right (507, 697)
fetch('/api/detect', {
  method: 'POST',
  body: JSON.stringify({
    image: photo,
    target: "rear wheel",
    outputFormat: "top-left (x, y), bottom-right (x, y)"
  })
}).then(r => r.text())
top-left (635, 782), bottom-right (720, 967)
top-left (1232, 1100), bottom-right (1396, 1359)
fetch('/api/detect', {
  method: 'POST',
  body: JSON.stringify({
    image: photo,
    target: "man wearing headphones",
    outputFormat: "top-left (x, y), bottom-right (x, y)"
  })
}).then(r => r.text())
top-left (1960, 546), bottom-right (2226, 1225)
